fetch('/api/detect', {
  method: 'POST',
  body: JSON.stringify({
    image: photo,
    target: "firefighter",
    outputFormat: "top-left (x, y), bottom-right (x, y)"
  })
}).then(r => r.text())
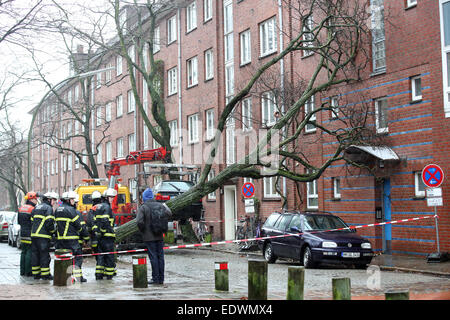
top-left (18, 192), bottom-right (38, 277)
top-left (74, 194), bottom-right (90, 278)
top-left (31, 192), bottom-right (57, 280)
top-left (88, 190), bottom-right (104, 279)
top-left (55, 191), bottom-right (86, 283)
top-left (93, 188), bottom-right (117, 280)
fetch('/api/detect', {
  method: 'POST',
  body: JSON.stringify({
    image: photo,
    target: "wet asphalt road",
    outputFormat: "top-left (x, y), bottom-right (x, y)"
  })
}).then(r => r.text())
top-left (0, 242), bottom-right (449, 300)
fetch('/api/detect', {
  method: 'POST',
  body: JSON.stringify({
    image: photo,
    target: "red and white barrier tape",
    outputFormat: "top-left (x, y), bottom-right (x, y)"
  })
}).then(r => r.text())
top-left (54, 214), bottom-right (437, 260)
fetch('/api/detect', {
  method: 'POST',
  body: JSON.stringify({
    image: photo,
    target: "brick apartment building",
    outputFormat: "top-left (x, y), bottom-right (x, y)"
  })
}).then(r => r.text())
top-left (29, 0), bottom-right (449, 256)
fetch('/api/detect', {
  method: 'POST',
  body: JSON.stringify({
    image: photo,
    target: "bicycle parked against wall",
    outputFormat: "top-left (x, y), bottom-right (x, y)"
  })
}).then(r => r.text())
top-left (235, 215), bottom-right (261, 251)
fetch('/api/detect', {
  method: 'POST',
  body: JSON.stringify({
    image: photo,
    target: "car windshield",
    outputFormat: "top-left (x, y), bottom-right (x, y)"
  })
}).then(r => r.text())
top-left (1, 212), bottom-right (15, 223)
top-left (303, 215), bottom-right (350, 232)
top-left (157, 181), bottom-right (193, 192)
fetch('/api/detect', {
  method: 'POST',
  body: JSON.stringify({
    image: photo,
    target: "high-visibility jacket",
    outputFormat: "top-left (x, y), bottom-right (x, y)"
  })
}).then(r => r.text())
top-left (30, 201), bottom-right (55, 240)
top-left (92, 202), bottom-right (115, 238)
top-left (76, 210), bottom-right (90, 244)
top-left (18, 203), bottom-right (35, 244)
top-left (55, 203), bottom-right (83, 241)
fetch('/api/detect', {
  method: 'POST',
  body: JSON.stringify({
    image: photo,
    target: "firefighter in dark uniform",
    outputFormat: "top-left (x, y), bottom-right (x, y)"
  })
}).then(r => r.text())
top-left (74, 194), bottom-right (90, 280)
top-left (18, 192), bottom-right (38, 277)
top-left (55, 191), bottom-right (86, 283)
top-left (31, 192), bottom-right (57, 280)
top-left (92, 188), bottom-right (117, 280)
top-left (87, 190), bottom-right (104, 279)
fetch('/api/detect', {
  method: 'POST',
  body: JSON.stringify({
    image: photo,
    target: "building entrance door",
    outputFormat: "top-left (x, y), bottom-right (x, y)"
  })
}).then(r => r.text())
top-left (382, 178), bottom-right (392, 254)
top-left (224, 186), bottom-right (237, 240)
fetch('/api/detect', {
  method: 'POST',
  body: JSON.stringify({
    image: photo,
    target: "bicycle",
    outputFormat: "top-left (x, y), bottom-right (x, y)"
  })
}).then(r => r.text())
top-left (191, 218), bottom-right (209, 242)
top-left (235, 215), bottom-right (261, 251)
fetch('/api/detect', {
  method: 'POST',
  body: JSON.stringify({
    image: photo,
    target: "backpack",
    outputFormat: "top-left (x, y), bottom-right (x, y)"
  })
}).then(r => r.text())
top-left (148, 203), bottom-right (169, 235)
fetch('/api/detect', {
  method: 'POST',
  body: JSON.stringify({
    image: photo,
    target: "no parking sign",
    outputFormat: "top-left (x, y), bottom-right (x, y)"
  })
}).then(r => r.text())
top-left (422, 164), bottom-right (444, 188)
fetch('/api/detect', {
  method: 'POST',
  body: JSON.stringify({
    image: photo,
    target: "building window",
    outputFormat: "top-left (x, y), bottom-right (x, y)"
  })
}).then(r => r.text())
top-left (440, 0), bottom-right (450, 116)
top-left (167, 15), bottom-right (177, 44)
top-left (406, 0), bottom-right (417, 8)
top-left (330, 96), bottom-right (339, 119)
top-left (187, 56), bottom-right (198, 87)
top-left (106, 141), bottom-right (112, 162)
top-left (105, 102), bottom-right (112, 122)
top-left (414, 172), bottom-right (426, 198)
top-left (153, 127), bottom-right (161, 149)
top-left (242, 97), bottom-right (252, 131)
top-left (116, 55), bottom-right (123, 76)
top-left (240, 29), bottom-right (251, 65)
top-left (116, 94), bottom-right (123, 118)
top-left (127, 90), bottom-right (135, 113)
top-left (262, 91), bottom-right (276, 127)
top-left (143, 122), bottom-right (149, 149)
top-left (96, 144), bottom-right (102, 164)
top-left (226, 128), bottom-right (235, 165)
top-left (305, 95), bottom-right (316, 133)
top-left (186, 1), bottom-right (197, 32)
top-left (371, 0), bottom-right (386, 73)
top-left (117, 137), bottom-right (124, 157)
top-left (303, 15), bottom-right (314, 57)
top-left (205, 109), bottom-right (214, 140)
top-left (153, 26), bottom-right (160, 53)
top-left (106, 62), bottom-right (112, 83)
top-left (259, 17), bottom-right (277, 57)
top-left (96, 72), bottom-right (102, 89)
top-left (264, 176), bottom-right (280, 198)
top-left (306, 170), bottom-right (318, 209)
top-left (375, 97), bottom-right (388, 133)
top-left (411, 75), bottom-right (422, 101)
top-left (169, 120), bottom-right (178, 147)
top-left (204, 0), bottom-right (212, 22)
top-left (333, 177), bottom-right (341, 199)
top-left (128, 133), bottom-right (135, 152)
top-left (207, 170), bottom-right (216, 200)
top-left (96, 106), bottom-right (102, 126)
top-left (188, 113), bottom-right (199, 143)
top-left (204, 48), bottom-right (214, 80)
top-left (168, 67), bottom-right (177, 95)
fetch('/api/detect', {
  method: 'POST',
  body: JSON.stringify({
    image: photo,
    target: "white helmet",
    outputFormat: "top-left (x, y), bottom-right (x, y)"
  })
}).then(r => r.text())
top-left (66, 190), bottom-right (78, 200)
top-left (61, 192), bottom-right (69, 200)
top-left (74, 194), bottom-right (80, 203)
top-left (92, 190), bottom-right (102, 200)
top-left (44, 192), bottom-right (59, 200)
top-left (104, 188), bottom-right (117, 197)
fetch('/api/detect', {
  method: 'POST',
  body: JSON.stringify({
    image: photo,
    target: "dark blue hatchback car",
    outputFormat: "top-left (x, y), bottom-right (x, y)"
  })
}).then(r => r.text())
top-left (260, 211), bottom-right (374, 269)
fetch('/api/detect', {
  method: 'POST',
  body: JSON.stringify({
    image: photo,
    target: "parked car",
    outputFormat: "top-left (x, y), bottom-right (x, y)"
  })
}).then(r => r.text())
top-left (260, 211), bottom-right (374, 269)
top-left (152, 180), bottom-right (203, 222)
top-left (8, 212), bottom-right (21, 248)
top-left (0, 211), bottom-right (16, 242)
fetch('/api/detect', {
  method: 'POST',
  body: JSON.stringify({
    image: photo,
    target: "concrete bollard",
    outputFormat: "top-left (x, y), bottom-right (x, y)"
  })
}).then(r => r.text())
top-left (385, 290), bottom-right (410, 300)
top-left (53, 249), bottom-right (73, 286)
top-left (332, 277), bottom-right (351, 300)
top-left (132, 255), bottom-right (148, 288)
top-left (214, 262), bottom-right (229, 291)
top-left (287, 266), bottom-right (305, 300)
top-left (248, 259), bottom-right (268, 300)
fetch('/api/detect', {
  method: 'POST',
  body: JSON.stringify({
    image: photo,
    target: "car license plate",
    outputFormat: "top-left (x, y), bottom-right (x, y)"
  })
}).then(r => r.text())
top-left (342, 252), bottom-right (360, 258)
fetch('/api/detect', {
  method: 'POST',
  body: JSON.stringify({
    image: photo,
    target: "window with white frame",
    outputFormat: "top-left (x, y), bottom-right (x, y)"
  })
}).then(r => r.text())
top-left (204, 48), bottom-right (214, 80)
top-left (440, 0), bottom-right (450, 116)
top-left (143, 122), bottom-right (149, 149)
top-left (306, 170), bottom-right (318, 209)
top-left (153, 127), bottom-right (161, 149)
top-left (207, 170), bottom-right (216, 200)
top-left (116, 55), bottom-right (123, 76)
top-left (371, 0), bottom-right (386, 73)
top-left (188, 113), bottom-right (199, 143)
top-left (242, 97), bottom-right (252, 131)
top-left (226, 127), bottom-right (235, 165)
top-left (225, 65), bottom-right (234, 97)
top-left (414, 172), bottom-right (426, 198)
top-left (206, 109), bottom-right (214, 140)
top-left (169, 120), bottom-right (178, 147)
top-left (305, 95), bottom-right (316, 133)
top-left (116, 94), bottom-right (123, 117)
top-left (153, 26), bottom-right (160, 53)
top-left (96, 106), bottom-right (102, 126)
top-left (240, 29), bottom-right (251, 65)
top-left (81, 149), bottom-right (87, 168)
top-left (106, 141), bottom-right (112, 162)
top-left (96, 144), bottom-right (102, 164)
top-left (168, 67), bottom-right (177, 95)
top-left (260, 17), bottom-right (277, 57)
top-left (67, 154), bottom-right (72, 171)
top-left (75, 119), bottom-right (80, 135)
top-left (96, 72), bottom-right (102, 88)
top-left (75, 155), bottom-right (79, 169)
top-left (186, 1), bottom-right (197, 32)
top-left (105, 102), bottom-right (112, 122)
top-left (187, 56), bottom-right (198, 87)
top-left (303, 15), bottom-right (314, 57)
top-left (74, 85), bottom-right (79, 101)
top-left (225, 33), bottom-right (233, 62)
top-left (264, 176), bottom-right (280, 198)
top-left (167, 15), bottom-right (177, 44)
top-left (375, 97), bottom-right (388, 133)
top-left (51, 160), bottom-right (55, 175)
top-left (117, 137), bottom-right (124, 157)
top-left (204, 0), bottom-right (212, 22)
top-left (262, 91), bottom-right (276, 127)
top-left (106, 62), bottom-right (112, 83)
top-left (406, 0), bottom-right (417, 8)
top-left (127, 90), bottom-right (135, 113)
top-left (128, 45), bottom-right (136, 76)
top-left (333, 177), bottom-right (341, 199)
top-left (411, 75), bottom-right (422, 101)
top-left (128, 133), bottom-right (135, 152)
top-left (330, 96), bottom-right (339, 119)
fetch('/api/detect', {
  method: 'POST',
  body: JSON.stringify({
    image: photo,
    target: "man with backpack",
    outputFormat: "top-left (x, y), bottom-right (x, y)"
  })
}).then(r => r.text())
top-left (136, 187), bottom-right (172, 285)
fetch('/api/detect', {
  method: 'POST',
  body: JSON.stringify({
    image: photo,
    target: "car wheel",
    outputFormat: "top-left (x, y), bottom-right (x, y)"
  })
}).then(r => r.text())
top-left (302, 246), bottom-right (316, 268)
top-left (263, 243), bottom-right (277, 263)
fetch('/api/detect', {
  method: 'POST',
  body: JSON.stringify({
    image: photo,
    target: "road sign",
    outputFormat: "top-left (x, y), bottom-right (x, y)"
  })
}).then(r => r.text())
top-left (242, 182), bottom-right (255, 198)
top-left (427, 197), bottom-right (443, 207)
top-left (422, 164), bottom-right (444, 188)
top-left (426, 187), bottom-right (442, 198)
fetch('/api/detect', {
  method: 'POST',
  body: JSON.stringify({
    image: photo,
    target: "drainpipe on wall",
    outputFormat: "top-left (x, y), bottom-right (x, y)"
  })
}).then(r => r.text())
top-left (177, 8), bottom-right (183, 167)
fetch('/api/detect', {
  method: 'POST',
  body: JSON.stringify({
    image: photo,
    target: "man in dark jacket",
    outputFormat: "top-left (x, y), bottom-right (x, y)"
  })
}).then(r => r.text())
top-left (86, 190), bottom-right (103, 279)
top-left (136, 187), bottom-right (172, 285)
top-left (31, 192), bottom-right (57, 280)
top-left (18, 192), bottom-right (39, 277)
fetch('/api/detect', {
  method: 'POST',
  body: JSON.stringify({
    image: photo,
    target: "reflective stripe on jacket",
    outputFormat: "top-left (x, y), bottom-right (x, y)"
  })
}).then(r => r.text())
top-left (92, 203), bottom-right (115, 238)
top-left (55, 203), bottom-right (83, 240)
top-left (31, 202), bottom-right (55, 239)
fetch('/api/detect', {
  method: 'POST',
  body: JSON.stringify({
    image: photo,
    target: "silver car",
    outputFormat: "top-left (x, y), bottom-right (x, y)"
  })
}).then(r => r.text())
top-left (7, 212), bottom-right (21, 248)
top-left (0, 211), bottom-right (15, 242)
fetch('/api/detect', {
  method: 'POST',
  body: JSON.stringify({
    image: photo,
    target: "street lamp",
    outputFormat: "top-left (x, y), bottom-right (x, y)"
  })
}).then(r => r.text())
top-left (26, 66), bottom-right (114, 191)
